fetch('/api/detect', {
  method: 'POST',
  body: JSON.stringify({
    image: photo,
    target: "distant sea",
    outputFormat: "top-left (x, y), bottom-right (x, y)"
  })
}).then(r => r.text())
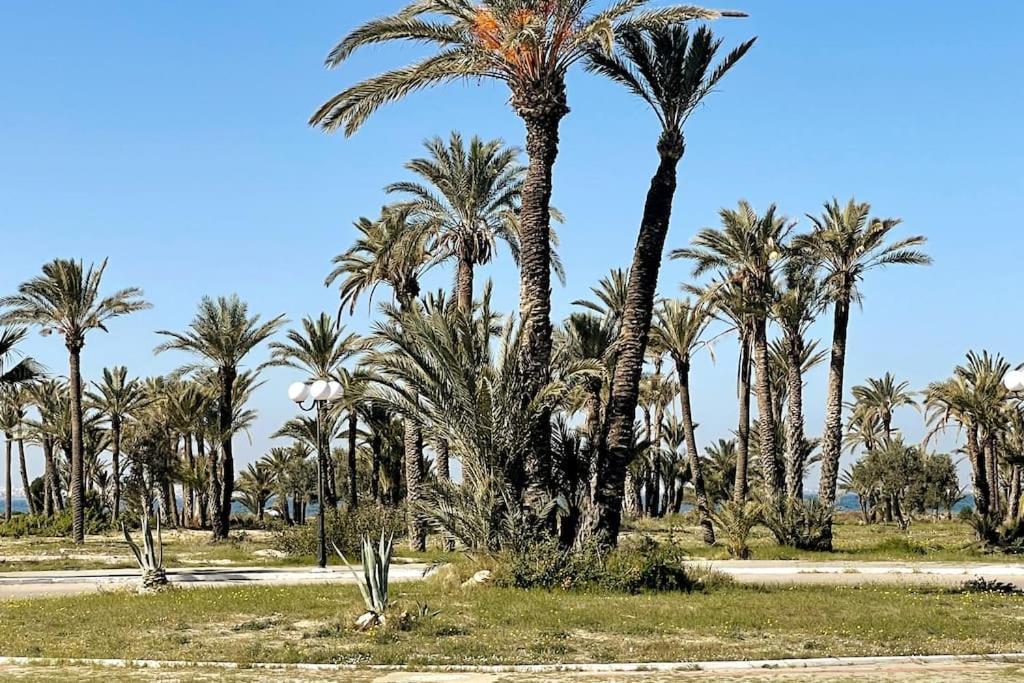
top-left (1, 494), bottom-right (975, 516)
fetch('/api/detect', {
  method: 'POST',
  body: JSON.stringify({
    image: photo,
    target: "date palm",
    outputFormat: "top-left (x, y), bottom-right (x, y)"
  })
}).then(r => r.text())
top-left (312, 1), bottom-right (739, 506)
top-left (851, 372), bottom-right (916, 438)
top-left (925, 351), bottom-right (1008, 524)
top-left (326, 205), bottom-right (432, 549)
top-left (86, 367), bottom-right (148, 522)
top-left (797, 198), bottom-right (930, 547)
top-left (584, 24), bottom-right (753, 544)
top-left (675, 202), bottom-right (792, 502)
top-left (155, 295), bottom-right (285, 540)
top-left (770, 260), bottom-right (826, 500)
top-left (388, 132), bottom-right (525, 312)
top-left (651, 298), bottom-right (716, 544)
top-left (1, 259), bottom-right (149, 543)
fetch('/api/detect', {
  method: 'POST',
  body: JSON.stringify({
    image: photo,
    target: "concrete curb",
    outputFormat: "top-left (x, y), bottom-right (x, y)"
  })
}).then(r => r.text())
top-left (1, 652), bottom-right (1022, 674)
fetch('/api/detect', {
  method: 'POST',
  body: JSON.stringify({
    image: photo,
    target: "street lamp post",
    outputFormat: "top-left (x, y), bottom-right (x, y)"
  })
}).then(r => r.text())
top-left (1004, 369), bottom-right (1024, 394)
top-left (288, 378), bottom-right (343, 569)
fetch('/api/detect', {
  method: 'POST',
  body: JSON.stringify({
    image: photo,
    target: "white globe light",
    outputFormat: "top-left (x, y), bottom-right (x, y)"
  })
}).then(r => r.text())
top-left (287, 382), bottom-right (310, 403)
top-left (1004, 370), bottom-right (1024, 393)
top-left (327, 380), bottom-right (344, 401)
top-left (309, 379), bottom-right (331, 401)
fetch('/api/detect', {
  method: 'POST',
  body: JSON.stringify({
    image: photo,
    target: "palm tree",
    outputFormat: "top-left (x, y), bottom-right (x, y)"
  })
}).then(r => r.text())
top-left (770, 260), bottom-right (825, 500)
top-left (388, 132), bottom-right (525, 312)
top-left (584, 24), bottom-right (754, 544)
top-left (925, 351), bottom-right (1008, 524)
top-left (267, 312), bottom-right (364, 509)
top-left (3, 387), bottom-right (37, 516)
top-left (155, 295), bottom-right (285, 540)
top-left (675, 202), bottom-right (792, 502)
top-left (235, 462), bottom-right (273, 522)
top-left (651, 299), bottom-right (716, 544)
top-left (1, 259), bottom-right (149, 543)
top-left (0, 327), bottom-right (43, 389)
top-left (312, 1), bottom-right (739, 508)
top-left (327, 205), bottom-right (432, 549)
top-left (797, 198), bottom-right (930, 547)
top-left (851, 372), bottom-right (917, 438)
top-left (86, 367), bottom-right (148, 522)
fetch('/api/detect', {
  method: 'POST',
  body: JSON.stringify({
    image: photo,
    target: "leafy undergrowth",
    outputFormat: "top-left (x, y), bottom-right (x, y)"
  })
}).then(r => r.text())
top-left (1, 582), bottom-right (1022, 665)
top-left (626, 516), bottom-right (1019, 562)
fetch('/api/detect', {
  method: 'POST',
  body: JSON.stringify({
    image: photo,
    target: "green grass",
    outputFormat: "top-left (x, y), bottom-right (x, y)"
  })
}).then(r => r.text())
top-left (625, 515), bottom-right (1017, 562)
top-left (1, 581), bottom-right (1022, 665)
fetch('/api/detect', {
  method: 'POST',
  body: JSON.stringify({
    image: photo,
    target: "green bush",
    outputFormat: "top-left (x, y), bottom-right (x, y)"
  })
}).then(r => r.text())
top-left (0, 507), bottom-right (110, 538)
top-left (494, 536), bottom-right (705, 594)
top-left (271, 504), bottom-right (406, 557)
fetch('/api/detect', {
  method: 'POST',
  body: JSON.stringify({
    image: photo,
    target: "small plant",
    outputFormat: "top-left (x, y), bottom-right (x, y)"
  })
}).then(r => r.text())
top-left (121, 507), bottom-right (167, 591)
top-left (761, 498), bottom-right (832, 551)
top-left (334, 531), bottom-right (394, 630)
top-left (711, 501), bottom-right (760, 559)
top-left (960, 577), bottom-right (1022, 595)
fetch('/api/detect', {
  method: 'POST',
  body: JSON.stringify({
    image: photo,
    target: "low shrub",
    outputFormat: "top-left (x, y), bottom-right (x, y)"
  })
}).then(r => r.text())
top-left (493, 536), bottom-right (709, 594)
top-left (711, 501), bottom-right (759, 559)
top-left (0, 500), bottom-right (110, 538)
top-left (271, 504), bottom-right (405, 557)
top-left (761, 498), bottom-right (832, 551)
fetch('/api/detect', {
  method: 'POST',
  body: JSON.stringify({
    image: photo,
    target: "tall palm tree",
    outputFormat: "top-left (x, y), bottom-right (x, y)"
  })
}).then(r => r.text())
top-left (326, 206), bottom-right (432, 549)
top-left (651, 299), bottom-right (716, 544)
top-left (770, 260), bottom-right (825, 500)
top-left (388, 132), bottom-right (524, 312)
top-left (155, 295), bottom-right (285, 540)
top-left (86, 367), bottom-right (147, 522)
top-left (675, 202), bottom-right (792, 502)
top-left (267, 312), bottom-right (364, 509)
top-left (583, 24), bottom-right (754, 544)
top-left (1, 259), bottom-right (149, 543)
top-left (311, 1), bottom-right (739, 508)
top-left (797, 198), bottom-right (930, 547)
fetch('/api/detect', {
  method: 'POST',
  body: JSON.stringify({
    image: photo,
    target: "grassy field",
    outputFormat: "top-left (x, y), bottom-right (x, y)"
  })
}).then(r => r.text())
top-left (624, 515), bottom-right (1017, 562)
top-left (1, 581), bottom-right (1022, 665)
top-left (0, 516), bottom-right (1018, 573)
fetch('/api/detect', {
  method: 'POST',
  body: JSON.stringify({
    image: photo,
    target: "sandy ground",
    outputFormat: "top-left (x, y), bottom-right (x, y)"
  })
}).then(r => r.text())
top-left (0, 660), bottom-right (1022, 682)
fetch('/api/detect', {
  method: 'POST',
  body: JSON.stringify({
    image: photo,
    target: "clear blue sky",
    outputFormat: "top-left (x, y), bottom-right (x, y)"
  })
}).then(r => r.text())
top-left (2, 1), bottom-right (1022, 490)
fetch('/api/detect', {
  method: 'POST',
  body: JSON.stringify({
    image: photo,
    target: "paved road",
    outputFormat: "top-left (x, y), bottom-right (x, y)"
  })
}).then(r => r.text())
top-left (0, 563), bottom-right (434, 599)
top-left (1, 560), bottom-right (1022, 599)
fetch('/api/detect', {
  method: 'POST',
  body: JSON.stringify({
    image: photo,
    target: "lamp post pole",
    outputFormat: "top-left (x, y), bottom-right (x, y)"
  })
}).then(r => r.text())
top-left (289, 379), bottom-right (343, 569)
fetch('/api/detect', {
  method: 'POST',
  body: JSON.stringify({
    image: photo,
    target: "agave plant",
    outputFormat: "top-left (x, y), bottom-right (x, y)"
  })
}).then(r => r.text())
top-left (334, 531), bottom-right (394, 630)
top-left (122, 506), bottom-right (167, 591)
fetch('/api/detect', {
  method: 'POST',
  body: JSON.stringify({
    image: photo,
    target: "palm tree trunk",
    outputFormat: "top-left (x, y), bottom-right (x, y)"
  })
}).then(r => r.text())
top-left (4, 438), bottom-right (12, 522)
top-left (733, 331), bottom-right (752, 505)
top-left (215, 366), bottom-right (236, 539)
top-left (676, 358), bottom-right (715, 545)
top-left (404, 420), bottom-right (426, 551)
top-left (966, 426), bottom-right (990, 521)
top-left (985, 440), bottom-right (1000, 517)
top-left (110, 418), bottom-right (122, 523)
top-left (371, 428), bottom-right (382, 504)
top-left (817, 291), bottom-right (852, 549)
top-left (1007, 464), bottom-right (1021, 522)
top-left (196, 436), bottom-right (208, 528)
top-left (435, 436), bottom-right (450, 482)
top-left (514, 95), bottom-right (567, 508)
top-left (752, 315), bottom-right (782, 499)
top-left (587, 140), bottom-right (682, 545)
top-left (18, 438), bottom-right (34, 515)
top-left (783, 333), bottom-right (807, 501)
top-left (347, 411), bottom-right (358, 509)
top-left (43, 437), bottom-right (60, 514)
top-left (456, 254), bottom-right (474, 314)
top-left (183, 432), bottom-right (194, 527)
top-left (67, 344), bottom-right (86, 544)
